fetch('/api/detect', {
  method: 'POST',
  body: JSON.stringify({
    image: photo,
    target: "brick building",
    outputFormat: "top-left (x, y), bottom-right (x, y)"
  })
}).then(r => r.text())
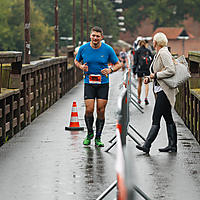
top-left (120, 17), bottom-right (200, 57)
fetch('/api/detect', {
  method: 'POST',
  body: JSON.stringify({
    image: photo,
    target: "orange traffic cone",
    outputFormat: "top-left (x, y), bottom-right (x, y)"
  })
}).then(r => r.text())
top-left (65, 101), bottom-right (84, 131)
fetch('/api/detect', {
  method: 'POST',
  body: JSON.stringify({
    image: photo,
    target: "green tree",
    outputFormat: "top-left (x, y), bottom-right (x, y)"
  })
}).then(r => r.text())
top-left (0, 0), bottom-right (53, 58)
top-left (94, 0), bottom-right (119, 42)
top-left (0, 0), bottom-right (13, 50)
top-left (30, 3), bottom-right (54, 56)
top-left (32, 0), bottom-right (119, 46)
top-left (123, 0), bottom-right (200, 33)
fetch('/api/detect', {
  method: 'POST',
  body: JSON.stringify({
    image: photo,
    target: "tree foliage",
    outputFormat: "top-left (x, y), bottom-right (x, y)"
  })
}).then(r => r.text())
top-left (123, 0), bottom-right (200, 33)
top-left (94, 0), bottom-right (119, 41)
top-left (0, 0), bottom-right (119, 58)
top-left (33, 0), bottom-right (119, 45)
top-left (0, 0), bottom-right (53, 57)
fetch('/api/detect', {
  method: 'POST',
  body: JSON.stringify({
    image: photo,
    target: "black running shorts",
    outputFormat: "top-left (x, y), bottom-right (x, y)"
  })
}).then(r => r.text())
top-left (84, 83), bottom-right (109, 100)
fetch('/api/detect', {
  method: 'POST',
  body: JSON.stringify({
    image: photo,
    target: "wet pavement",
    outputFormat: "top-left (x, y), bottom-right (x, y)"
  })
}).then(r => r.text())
top-left (0, 70), bottom-right (200, 200)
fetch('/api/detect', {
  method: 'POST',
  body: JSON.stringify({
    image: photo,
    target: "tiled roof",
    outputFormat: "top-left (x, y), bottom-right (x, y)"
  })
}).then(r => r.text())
top-left (152, 27), bottom-right (194, 39)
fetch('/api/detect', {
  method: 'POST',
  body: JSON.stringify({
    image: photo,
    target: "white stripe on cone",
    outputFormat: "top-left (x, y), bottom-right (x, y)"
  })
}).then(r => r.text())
top-left (70, 117), bottom-right (78, 122)
top-left (72, 107), bottom-right (77, 112)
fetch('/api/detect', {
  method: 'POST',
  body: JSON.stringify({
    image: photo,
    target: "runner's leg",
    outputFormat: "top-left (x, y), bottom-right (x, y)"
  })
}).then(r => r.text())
top-left (95, 99), bottom-right (108, 147)
top-left (83, 84), bottom-right (96, 145)
top-left (85, 99), bottom-right (95, 133)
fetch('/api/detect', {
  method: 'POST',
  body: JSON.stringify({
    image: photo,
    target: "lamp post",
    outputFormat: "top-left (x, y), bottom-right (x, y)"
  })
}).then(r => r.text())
top-left (54, 0), bottom-right (59, 57)
top-left (73, 0), bottom-right (76, 47)
top-left (86, 0), bottom-right (89, 41)
top-left (177, 36), bottom-right (189, 55)
top-left (92, 0), bottom-right (94, 26)
top-left (24, 0), bottom-right (30, 64)
top-left (80, 0), bottom-right (84, 45)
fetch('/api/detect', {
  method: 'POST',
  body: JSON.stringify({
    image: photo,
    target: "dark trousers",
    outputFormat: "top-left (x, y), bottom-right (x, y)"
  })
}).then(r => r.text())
top-left (152, 91), bottom-right (174, 125)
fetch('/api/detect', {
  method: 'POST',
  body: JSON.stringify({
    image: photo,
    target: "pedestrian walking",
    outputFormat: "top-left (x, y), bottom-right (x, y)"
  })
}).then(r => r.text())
top-left (133, 36), bottom-right (142, 50)
top-left (128, 47), bottom-right (136, 77)
top-left (136, 32), bottom-right (178, 153)
top-left (119, 48), bottom-right (128, 71)
top-left (134, 40), bottom-right (153, 104)
top-left (74, 26), bottom-right (123, 147)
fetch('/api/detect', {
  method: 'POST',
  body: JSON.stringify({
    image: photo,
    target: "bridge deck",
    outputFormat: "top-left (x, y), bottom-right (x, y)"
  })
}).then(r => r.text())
top-left (0, 70), bottom-right (199, 200)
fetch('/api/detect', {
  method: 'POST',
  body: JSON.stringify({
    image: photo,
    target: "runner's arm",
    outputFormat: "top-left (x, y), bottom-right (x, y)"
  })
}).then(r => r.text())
top-left (112, 60), bottom-right (123, 72)
top-left (101, 60), bottom-right (123, 75)
top-left (74, 58), bottom-right (88, 72)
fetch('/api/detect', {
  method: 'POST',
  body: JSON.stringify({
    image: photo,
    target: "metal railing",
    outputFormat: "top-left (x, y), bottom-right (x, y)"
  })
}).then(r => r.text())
top-left (97, 68), bottom-right (151, 200)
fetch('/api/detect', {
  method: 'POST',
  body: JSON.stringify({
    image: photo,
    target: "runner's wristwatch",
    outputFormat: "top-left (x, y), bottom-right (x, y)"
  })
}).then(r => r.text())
top-left (110, 67), bottom-right (114, 73)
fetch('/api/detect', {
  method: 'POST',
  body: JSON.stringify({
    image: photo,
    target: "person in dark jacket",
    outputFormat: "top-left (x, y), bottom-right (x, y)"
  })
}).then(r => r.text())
top-left (134, 40), bottom-right (153, 105)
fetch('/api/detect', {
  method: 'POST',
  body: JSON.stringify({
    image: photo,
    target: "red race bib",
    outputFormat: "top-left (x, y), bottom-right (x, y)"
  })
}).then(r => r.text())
top-left (89, 75), bottom-right (101, 84)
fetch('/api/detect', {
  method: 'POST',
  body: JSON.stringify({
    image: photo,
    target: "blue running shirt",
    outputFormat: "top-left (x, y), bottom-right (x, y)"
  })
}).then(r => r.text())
top-left (76, 42), bottom-right (119, 84)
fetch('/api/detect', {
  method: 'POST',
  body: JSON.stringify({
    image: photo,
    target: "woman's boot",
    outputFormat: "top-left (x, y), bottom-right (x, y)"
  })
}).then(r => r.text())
top-left (159, 123), bottom-right (177, 152)
top-left (136, 125), bottom-right (160, 153)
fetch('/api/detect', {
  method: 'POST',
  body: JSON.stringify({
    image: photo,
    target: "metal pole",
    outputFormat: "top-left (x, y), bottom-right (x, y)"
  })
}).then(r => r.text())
top-left (182, 39), bottom-right (184, 55)
top-left (92, 0), bottom-right (94, 26)
top-left (134, 185), bottom-right (152, 200)
top-left (96, 181), bottom-right (117, 200)
top-left (54, 0), bottom-right (59, 57)
top-left (120, 89), bottom-right (128, 146)
top-left (86, 0), bottom-right (89, 41)
top-left (80, 0), bottom-right (84, 45)
top-left (73, 0), bottom-right (76, 47)
top-left (131, 98), bottom-right (144, 113)
top-left (129, 124), bottom-right (145, 141)
top-left (24, 0), bottom-right (30, 64)
top-left (108, 135), bottom-right (116, 143)
top-left (105, 141), bottom-right (117, 152)
top-left (127, 132), bottom-right (141, 145)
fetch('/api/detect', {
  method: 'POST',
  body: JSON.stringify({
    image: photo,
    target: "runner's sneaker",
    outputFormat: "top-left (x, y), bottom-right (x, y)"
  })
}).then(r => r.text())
top-left (95, 137), bottom-right (104, 147)
top-left (145, 98), bottom-right (149, 105)
top-left (83, 133), bottom-right (94, 145)
top-left (138, 99), bottom-right (141, 104)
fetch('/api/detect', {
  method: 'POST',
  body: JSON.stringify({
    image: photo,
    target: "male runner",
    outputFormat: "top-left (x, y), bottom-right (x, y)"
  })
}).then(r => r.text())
top-left (74, 26), bottom-right (122, 147)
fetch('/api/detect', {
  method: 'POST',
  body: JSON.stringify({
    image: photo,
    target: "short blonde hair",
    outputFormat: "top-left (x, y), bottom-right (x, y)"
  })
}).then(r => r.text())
top-left (153, 32), bottom-right (168, 47)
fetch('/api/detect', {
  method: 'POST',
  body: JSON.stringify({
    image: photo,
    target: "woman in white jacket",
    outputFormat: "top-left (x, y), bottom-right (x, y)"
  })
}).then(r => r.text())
top-left (136, 32), bottom-right (178, 154)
